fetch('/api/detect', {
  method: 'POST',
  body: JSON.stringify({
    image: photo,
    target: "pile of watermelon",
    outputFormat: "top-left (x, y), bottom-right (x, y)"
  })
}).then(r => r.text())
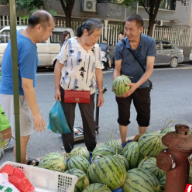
top-left (38, 128), bottom-right (192, 192)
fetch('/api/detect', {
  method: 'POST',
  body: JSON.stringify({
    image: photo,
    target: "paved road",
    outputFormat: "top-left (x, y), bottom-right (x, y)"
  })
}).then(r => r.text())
top-left (1, 63), bottom-right (192, 164)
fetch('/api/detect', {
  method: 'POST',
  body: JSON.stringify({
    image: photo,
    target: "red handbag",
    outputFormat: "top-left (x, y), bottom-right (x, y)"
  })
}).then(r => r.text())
top-left (64, 90), bottom-right (90, 104)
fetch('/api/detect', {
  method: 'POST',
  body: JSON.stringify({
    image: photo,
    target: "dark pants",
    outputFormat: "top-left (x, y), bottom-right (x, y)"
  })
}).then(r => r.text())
top-left (116, 87), bottom-right (151, 127)
top-left (60, 87), bottom-right (96, 153)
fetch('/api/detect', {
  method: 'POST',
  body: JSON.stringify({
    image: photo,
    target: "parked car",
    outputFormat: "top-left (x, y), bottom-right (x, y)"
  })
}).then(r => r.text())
top-left (155, 40), bottom-right (184, 68)
top-left (0, 25), bottom-right (75, 67)
top-left (189, 50), bottom-right (192, 62)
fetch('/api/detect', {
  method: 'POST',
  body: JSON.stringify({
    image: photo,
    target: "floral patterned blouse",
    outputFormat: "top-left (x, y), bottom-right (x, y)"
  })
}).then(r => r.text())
top-left (56, 37), bottom-right (103, 94)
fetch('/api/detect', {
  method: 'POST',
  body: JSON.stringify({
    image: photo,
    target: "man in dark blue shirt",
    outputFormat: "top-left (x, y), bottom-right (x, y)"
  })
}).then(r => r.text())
top-left (113, 14), bottom-right (156, 147)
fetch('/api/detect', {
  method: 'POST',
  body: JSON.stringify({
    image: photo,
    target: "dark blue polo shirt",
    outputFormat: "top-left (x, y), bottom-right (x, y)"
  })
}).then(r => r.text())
top-left (114, 34), bottom-right (156, 88)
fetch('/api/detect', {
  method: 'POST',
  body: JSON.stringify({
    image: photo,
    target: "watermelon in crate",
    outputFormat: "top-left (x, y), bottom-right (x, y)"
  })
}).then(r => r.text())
top-left (112, 75), bottom-right (131, 96)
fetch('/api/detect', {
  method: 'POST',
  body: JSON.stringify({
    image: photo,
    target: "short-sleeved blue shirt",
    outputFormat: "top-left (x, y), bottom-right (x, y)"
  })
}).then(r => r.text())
top-left (114, 34), bottom-right (156, 87)
top-left (0, 30), bottom-right (39, 95)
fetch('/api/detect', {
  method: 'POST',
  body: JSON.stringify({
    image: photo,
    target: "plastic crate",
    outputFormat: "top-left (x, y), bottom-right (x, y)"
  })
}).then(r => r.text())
top-left (0, 161), bottom-right (78, 192)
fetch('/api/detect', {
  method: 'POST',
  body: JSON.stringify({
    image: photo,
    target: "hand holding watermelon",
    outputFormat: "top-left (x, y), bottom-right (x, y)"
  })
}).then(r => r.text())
top-left (112, 75), bottom-right (132, 97)
top-left (122, 82), bottom-right (138, 97)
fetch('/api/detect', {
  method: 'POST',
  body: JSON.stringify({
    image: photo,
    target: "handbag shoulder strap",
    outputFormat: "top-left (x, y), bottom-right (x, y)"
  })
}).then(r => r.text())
top-left (121, 39), bottom-right (146, 73)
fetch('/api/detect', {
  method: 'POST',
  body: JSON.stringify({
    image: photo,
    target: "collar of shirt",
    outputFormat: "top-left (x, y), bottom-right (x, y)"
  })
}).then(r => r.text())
top-left (125, 34), bottom-right (144, 49)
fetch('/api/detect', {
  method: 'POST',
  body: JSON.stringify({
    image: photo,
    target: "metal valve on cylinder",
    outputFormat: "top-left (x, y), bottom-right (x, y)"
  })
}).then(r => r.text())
top-left (156, 124), bottom-right (192, 192)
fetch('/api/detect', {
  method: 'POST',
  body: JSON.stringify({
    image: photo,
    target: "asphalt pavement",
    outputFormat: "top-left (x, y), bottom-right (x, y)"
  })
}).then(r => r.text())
top-left (1, 63), bottom-right (192, 164)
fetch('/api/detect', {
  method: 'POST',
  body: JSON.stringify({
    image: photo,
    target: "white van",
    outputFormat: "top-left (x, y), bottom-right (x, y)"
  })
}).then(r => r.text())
top-left (0, 25), bottom-right (75, 67)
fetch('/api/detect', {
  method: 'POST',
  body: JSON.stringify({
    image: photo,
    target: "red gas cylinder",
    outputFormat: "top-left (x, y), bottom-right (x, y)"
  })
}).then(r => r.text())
top-left (157, 124), bottom-right (192, 192)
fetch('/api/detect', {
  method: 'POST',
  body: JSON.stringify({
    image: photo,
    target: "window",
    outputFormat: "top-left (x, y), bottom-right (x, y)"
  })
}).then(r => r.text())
top-left (50, 32), bottom-right (71, 43)
top-left (0, 30), bottom-right (10, 43)
top-left (139, 0), bottom-right (176, 10)
top-left (156, 41), bottom-right (161, 50)
top-left (162, 42), bottom-right (174, 49)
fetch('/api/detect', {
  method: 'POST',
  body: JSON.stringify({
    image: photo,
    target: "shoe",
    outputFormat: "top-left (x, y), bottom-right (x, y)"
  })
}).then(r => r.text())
top-left (27, 158), bottom-right (40, 166)
top-left (122, 140), bottom-right (132, 148)
top-left (108, 68), bottom-right (114, 71)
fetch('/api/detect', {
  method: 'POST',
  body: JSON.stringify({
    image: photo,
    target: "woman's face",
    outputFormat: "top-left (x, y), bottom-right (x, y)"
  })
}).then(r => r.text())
top-left (66, 33), bottom-right (69, 40)
top-left (84, 28), bottom-right (102, 46)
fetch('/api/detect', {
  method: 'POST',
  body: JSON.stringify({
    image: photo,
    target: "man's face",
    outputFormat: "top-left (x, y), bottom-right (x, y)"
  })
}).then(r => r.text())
top-left (37, 18), bottom-right (55, 43)
top-left (124, 20), bottom-right (143, 41)
top-left (118, 34), bottom-right (124, 40)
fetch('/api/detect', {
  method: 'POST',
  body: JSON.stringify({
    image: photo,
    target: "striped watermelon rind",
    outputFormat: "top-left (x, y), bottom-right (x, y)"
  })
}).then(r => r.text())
top-left (138, 157), bottom-right (166, 180)
top-left (67, 155), bottom-right (90, 173)
top-left (138, 131), bottom-right (166, 157)
top-left (114, 154), bottom-right (129, 171)
top-left (70, 147), bottom-right (90, 161)
top-left (92, 145), bottom-right (116, 159)
top-left (122, 141), bottom-right (139, 169)
top-left (122, 168), bottom-right (160, 192)
top-left (112, 75), bottom-right (131, 96)
top-left (105, 135), bottom-right (122, 154)
top-left (39, 152), bottom-right (66, 172)
top-left (82, 183), bottom-right (111, 192)
top-left (89, 155), bottom-right (126, 190)
top-left (65, 168), bottom-right (89, 192)
top-left (159, 175), bottom-right (166, 187)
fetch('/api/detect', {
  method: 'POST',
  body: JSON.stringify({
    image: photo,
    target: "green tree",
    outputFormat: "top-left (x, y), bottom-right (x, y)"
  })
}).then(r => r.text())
top-left (2, 0), bottom-right (75, 27)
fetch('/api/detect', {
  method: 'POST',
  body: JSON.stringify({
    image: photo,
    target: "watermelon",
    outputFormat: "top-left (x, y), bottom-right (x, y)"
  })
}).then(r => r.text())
top-left (122, 168), bottom-right (160, 192)
top-left (122, 141), bottom-right (139, 169)
top-left (67, 155), bottom-right (90, 173)
top-left (70, 147), bottom-right (90, 161)
top-left (65, 168), bottom-right (89, 192)
top-left (88, 155), bottom-right (126, 190)
top-left (92, 145), bottom-right (116, 158)
top-left (112, 75), bottom-right (131, 96)
top-left (138, 131), bottom-right (166, 157)
top-left (105, 134), bottom-right (122, 154)
top-left (114, 154), bottom-right (129, 171)
top-left (159, 175), bottom-right (166, 188)
top-left (39, 152), bottom-right (66, 172)
top-left (82, 183), bottom-right (111, 192)
top-left (138, 157), bottom-right (166, 180)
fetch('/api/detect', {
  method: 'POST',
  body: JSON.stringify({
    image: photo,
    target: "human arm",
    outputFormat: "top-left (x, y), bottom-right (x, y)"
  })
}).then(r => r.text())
top-left (54, 60), bottom-right (63, 101)
top-left (123, 56), bottom-right (155, 97)
top-left (22, 78), bottom-right (46, 132)
top-left (95, 68), bottom-right (104, 107)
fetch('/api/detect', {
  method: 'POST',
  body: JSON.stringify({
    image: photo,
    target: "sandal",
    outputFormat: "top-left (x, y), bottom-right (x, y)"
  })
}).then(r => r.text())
top-left (27, 158), bottom-right (40, 166)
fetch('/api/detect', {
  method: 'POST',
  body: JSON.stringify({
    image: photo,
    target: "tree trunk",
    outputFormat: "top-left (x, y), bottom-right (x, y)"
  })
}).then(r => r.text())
top-left (65, 10), bottom-right (72, 28)
top-left (148, 18), bottom-right (154, 37)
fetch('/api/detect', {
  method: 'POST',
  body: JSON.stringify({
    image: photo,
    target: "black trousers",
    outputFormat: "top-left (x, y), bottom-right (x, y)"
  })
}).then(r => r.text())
top-left (60, 87), bottom-right (96, 153)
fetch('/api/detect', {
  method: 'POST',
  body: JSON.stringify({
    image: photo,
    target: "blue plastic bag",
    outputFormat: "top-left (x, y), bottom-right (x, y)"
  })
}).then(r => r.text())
top-left (48, 101), bottom-right (71, 134)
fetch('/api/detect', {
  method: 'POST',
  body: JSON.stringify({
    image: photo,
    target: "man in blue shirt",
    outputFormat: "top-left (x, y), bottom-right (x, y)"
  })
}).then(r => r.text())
top-left (113, 14), bottom-right (156, 147)
top-left (0, 10), bottom-right (54, 165)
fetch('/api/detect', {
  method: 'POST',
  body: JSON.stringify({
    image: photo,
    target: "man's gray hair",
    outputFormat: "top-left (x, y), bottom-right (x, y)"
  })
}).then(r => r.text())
top-left (127, 14), bottom-right (144, 27)
top-left (28, 10), bottom-right (53, 28)
top-left (76, 18), bottom-right (102, 37)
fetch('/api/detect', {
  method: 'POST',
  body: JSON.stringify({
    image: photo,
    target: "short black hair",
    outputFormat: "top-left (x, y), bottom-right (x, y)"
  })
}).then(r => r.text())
top-left (119, 32), bottom-right (124, 35)
top-left (28, 10), bottom-right (52, 28)
top-left (103, 38), bottom-right (107, 42)
top-left (127, 14), bottom-right (144, 27)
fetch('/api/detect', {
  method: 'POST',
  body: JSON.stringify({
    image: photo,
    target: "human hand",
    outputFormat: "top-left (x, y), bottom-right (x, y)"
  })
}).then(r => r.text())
top-left (54, 89), bottom-right (61, 101)
top-left (97, 93), bottom-right (104, 107)
top-left (32, 113), bottom-right (46, 132)
top-left (122, 83), bottom-right (138, 97)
